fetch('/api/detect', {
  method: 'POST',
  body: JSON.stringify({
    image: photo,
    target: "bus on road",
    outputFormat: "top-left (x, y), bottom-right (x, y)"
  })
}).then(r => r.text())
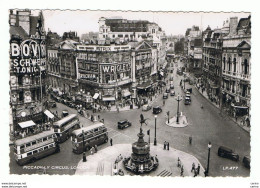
top-left (53, 114), bottom-right (80, 143)
top-left (14, 130), bottom-right (60, 166)
top-left (71, 122), bottom-right (108, 154)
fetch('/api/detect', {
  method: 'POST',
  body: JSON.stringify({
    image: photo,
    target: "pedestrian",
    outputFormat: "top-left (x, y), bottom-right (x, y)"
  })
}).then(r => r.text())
top-left (177, 157), bottom-right (181, 167)
top-left (98, 115), bottom-right (100, 120)
top-left (110, 138), bottom-right (113, 146)
top-left (194, 168), bottom-right (198, 177)
top-left (197, 164), bottom-right (200, 174)
top-left (83, 152), bottom-right (87, 162)
top-left (189, 136), bottom-right (192, 145)
top-left (163, 141), bottom-right (167, 150)
top-left (191, 162), bottom-right (195, 172)
top-left (94, 145), bottom-right (98, 153)
top-left (163, 100), bottom-right (165, 106)
top-left (167, 142), bottom-right (170, 150)
top-left (180, 165), bottom-right (184, 177)
top-left (90, 147), bottom-right (94, 155)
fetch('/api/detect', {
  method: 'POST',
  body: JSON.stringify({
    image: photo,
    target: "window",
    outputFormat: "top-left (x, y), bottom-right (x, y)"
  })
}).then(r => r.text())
top-left (233, 58), bottom-right (236, 72)
top-left (244, 59), bottom-right (248, 75)
top-left (223, 57), bottom-right (226, 70)
top-left (27, 152), bottom-right (32, 156)
top-left (49, 144), bottom-right (54, 148)
top-left (33, 150), bottom-right (38, 154)
top-left (44, 146), bottom-right (48, 150)
top-left (43, 137), bottom-right (47, 141)
top-left (38, 148), bottom-right (43, 152)
top-left (32, 141), bottom-right (36, 145)
top-left (20, 145), bottom-right (25, 149)
top-left (19, 91), bottom-right (24, 102)
top-left (26, 143), bottom-right (31, 147)
top-left (228, 57), bottom-right (231, 71)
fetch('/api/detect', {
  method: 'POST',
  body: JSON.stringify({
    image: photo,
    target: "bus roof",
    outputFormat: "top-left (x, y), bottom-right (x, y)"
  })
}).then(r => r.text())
top-left (72, 122), bottom-right (105, 136)
top-left (14, 130), bottom-right (55, 146)
top-left (53, 114), bottom-right (78, 127)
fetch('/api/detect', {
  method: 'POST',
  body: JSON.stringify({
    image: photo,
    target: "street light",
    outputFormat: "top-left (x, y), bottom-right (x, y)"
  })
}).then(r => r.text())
top-left (82, 130), bottom-right (87, 162)
top-left (154, 115), bottom-right (157, 146)
top-left (205, 142), bottom-right (212, 177)
top-left (183, 73), bottom-right (186, 90)
top-left (175, 94), bottom-right (182, 124)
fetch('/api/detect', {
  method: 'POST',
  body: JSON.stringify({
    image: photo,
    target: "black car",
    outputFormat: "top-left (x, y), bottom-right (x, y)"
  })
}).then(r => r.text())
top-left (170, 84), bottom-right (174, 89)
top-left (153, 106), bottom-right (162, 114)
top-left (218, 146), bottom-right (239, 161)
top-left (48, 101), bottom-right (56, 108)
top-left (163, 93), bottom-right (168, 99)
top-left (242, 155), bottom-right (250, 169)
top-left (62, 110), bottom-right (69, 117)
top-left (118, 120), bottom-right (132, 129)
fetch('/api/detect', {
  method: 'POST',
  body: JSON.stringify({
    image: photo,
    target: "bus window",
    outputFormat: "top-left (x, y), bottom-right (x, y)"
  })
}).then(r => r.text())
top-left (37, 139), bottom-right (42, 143)
top-left (44, 146), bottom-right (48, 150)
top-left (49, 144), bottom-right (54, 148)
top-left (33, 150), bottom-right (38, 154)
top-left (32, 141), bottom-right (36, 145)
top-left (20, 145), bottom-right (25, 149)
top-left (48, 136), bottom-right (52, 139)
top-left (27, 152), bottom-right (32, 156)
top-left (39, 148), bottom-right (43, 152)
top-left (43, 137), bottom-right (47, 141)
top-left (94, 128), bottom-right (98, 132)
top-left (26, 143), bottom-right (31, 147)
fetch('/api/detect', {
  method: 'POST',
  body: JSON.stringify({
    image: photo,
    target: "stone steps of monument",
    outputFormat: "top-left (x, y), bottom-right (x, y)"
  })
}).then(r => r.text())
top-left (157, 169), bottom-right (172, 177)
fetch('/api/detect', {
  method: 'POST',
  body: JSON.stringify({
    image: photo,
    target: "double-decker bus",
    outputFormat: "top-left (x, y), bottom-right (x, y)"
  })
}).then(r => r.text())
top-left (13, 130), bottom-right (60, 166)
top-left (71, 122), bottom-right (108, 154)
top-left (53, 114), bottom-right (80, 143)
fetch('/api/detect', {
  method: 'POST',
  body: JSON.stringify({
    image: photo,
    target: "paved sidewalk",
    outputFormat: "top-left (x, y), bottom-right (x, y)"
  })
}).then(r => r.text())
top-left (75, 143), bottom-right (205, 177)
top-left (166, 114), bottom-right (188, 128)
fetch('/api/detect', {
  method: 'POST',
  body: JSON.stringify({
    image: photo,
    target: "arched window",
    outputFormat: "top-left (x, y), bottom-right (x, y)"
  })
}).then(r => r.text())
top-left (233, 58), bottom-right (236, 72)
top-left (223, 57), bottom-right (226, 70)
top-left (228, 57), bottom-right (231, 71)
top-left (244, 59), bottom-right (248, 75)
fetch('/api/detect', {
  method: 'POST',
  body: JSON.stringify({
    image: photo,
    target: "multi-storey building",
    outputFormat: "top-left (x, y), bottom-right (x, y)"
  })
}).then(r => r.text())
top-left (9, 9), bottom-right (48, 131)
top-left (221, 16), bottom-right (251, 118)
top-left (202, 26), bottom-right (223, 104)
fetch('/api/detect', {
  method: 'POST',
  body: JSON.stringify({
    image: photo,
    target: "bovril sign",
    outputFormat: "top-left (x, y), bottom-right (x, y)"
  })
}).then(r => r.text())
top-left (10, 39), bottom-right (46, 74)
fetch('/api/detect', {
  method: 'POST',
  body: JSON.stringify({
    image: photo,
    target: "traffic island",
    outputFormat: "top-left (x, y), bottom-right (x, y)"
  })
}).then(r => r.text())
top-left (75, 143), bottom-right (204, 177)
top-left (166, 114), bottom-right (188, 128)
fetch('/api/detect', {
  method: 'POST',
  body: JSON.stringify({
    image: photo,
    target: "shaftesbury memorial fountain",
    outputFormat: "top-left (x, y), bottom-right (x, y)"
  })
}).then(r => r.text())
top-left (123, 126), bottom-right (159, 174)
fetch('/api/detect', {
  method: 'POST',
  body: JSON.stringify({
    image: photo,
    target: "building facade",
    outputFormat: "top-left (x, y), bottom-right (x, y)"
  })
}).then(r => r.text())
top-left (221, 16), bottom-right (251, 118)
top-left (202, 26), bottom-right (223, 104)
top-left (9, 9), bottom-right (48, 131)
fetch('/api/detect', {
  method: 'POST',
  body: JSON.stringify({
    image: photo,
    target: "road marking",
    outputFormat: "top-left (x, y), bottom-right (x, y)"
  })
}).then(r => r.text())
top-left (107, 127), bottom-right (135, 140)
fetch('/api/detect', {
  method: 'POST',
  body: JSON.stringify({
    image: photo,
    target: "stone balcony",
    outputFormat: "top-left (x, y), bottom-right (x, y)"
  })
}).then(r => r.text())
top-left (222, 70), bottom-right (250, 81)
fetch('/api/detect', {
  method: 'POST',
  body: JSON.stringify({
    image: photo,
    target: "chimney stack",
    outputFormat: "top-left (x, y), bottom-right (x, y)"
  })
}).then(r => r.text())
top-left (229, 17), bottom-right (238, 36)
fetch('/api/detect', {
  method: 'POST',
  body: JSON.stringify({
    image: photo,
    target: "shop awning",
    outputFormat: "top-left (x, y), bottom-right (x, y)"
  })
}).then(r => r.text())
top-left (137, 81), bottom-right (152, 90)
top-left (93, 93), bottom-right (99, 99)
top-left (44, 110), bottom-right (55, 119)
top-left (123, 91), bottom-right (131, 97)
top-left (102, 97), bottom-right (115, 101)
top-left (18, 120), bottom-right (36, 129)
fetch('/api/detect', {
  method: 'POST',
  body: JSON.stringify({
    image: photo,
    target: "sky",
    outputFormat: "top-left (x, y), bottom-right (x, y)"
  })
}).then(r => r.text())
top-left (37, 10), bottom-right (250, 37)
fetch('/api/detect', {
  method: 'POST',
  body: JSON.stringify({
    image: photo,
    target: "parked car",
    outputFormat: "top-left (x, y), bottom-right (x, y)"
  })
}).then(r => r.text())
top-left (170, 84), bottom-right (174, 89)
top-left (166, 87), bottom-right (170, 93)
top-left (242, 155), bottom-right (250, 169)
top-left (153, 106), bottom-right (162, 114)
top-left (170, 90), bottom-right (175, 96)
top-left (170, 77), bottom-right (174, 81)
top-left (117, 120), bottom-right (132, 129)
top-left (184, 97), bottom-right (191, 105)
top-left (142, 104), bottom-right (152, 111)
top-left (186, 88), bottom-right (192, 93)
top-left (163, 93), bottom-right (168, 99)
top-left (48, 101), bottom-right (56, 108)
top-left (62, 110), bottom-right (69, 117)
top-left (218, 146), bottom-right (239, 161)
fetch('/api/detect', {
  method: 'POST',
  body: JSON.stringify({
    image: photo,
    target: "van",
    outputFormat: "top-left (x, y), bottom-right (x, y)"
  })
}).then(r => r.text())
top-left (218, 146), bottom-right (239, 161)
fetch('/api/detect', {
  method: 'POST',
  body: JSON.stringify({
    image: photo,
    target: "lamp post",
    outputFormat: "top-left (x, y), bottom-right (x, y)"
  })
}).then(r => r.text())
top-left (154, 115), bottom-right (157, 146)
top-left (183, 73), bottom-right (186, 90)
top-left (82, 130), bottom-right (87, 162)
top-left (175, 94), bottom-right (182, 124)
top-left (205, 142), bottom-right (212, 176)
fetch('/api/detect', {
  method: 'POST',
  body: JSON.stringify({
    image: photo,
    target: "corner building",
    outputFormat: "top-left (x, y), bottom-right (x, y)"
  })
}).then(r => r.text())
top-left (9, 10), bottom-right (48, 131)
